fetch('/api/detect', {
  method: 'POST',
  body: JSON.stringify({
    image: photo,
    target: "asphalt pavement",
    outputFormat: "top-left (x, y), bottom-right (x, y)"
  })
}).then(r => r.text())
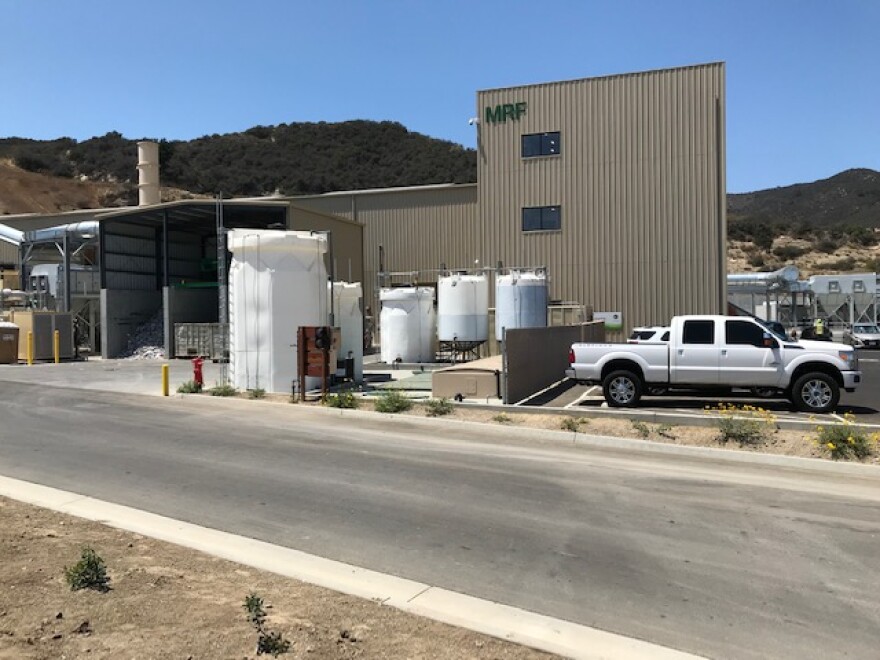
top-left (0, 381), bottom-right (879, 659)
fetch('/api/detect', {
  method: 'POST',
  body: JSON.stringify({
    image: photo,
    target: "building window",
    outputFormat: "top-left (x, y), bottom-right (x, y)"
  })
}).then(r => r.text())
top-left (522, 206), bottom-right (561, 232)
top-left (522, 131), bottom-right (561, 158)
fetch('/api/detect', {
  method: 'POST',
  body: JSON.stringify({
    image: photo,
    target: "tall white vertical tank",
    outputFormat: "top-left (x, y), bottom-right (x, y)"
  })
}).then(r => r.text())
top-left (495, 270), bottom-right (549, 341)
top-left (330, 281), bottom-right (364, 382)
top-left (380, 287), bottom-right (435, 363)
top-left (437, 273), bottom-right (489, 342)
top-left (228, 230), bottom-right (328, 393)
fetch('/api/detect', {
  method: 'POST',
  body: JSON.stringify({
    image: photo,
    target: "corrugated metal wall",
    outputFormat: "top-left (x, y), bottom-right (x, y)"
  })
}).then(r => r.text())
top-left (0, 240), bottom-right (18, 267)
top-left (477, 63), bottom-right (726, 333)
top-left (288, 204), bottom-right (365, 287)
top-left (292, 185), bottom-right (479, 311)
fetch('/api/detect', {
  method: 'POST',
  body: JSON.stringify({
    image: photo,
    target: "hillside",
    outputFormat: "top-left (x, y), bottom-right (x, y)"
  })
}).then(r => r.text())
top-left (729, 168), bottom-right (880, 229)
top-left (1, 124), bottom-right (878, 275)
top-left (0, 121), bottom-right (477, 199)
top-left (0, 159), bottom-right (127, 215)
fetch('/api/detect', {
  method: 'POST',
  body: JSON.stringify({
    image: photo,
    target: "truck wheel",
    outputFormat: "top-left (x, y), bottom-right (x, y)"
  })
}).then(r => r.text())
top-left (603, 370), bottom-right (643, 407)
top-left (791, 372), bottom-right (839, 413)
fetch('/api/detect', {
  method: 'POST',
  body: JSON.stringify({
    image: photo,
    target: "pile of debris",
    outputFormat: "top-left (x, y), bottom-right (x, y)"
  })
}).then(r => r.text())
top-left (123, 311), bottom-right (165, 360)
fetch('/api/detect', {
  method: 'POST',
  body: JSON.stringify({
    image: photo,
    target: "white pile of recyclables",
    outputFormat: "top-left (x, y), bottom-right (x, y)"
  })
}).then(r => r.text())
top-left (123, 311), bottom-right (165, 360)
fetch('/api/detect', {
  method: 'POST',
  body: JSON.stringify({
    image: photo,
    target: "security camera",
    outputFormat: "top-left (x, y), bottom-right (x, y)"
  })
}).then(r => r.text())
top-left (468, 117), bottom-right (480, 126)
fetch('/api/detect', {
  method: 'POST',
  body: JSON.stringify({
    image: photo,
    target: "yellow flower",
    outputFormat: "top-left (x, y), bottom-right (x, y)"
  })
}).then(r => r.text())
top-left (827, 442), bottom-right (836, 450)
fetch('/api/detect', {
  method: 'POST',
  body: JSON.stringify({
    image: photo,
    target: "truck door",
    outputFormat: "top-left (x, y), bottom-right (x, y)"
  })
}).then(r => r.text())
top-left (721, 319), bottom-right (784, 387)
top-left (671, 319), bottom-right (720, 385)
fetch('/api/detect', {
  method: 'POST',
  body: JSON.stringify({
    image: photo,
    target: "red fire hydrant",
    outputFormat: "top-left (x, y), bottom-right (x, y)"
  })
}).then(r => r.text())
top-left (192, 357), bottom-right (204, 389)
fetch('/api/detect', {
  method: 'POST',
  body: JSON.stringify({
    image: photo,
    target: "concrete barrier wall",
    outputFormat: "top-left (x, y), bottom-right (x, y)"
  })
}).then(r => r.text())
top-left (503, 321), bottom-right (605, 404)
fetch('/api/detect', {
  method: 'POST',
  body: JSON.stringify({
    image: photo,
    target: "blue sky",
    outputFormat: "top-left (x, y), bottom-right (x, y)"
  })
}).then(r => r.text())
top-left (1, 0), bottom-right (877, 193)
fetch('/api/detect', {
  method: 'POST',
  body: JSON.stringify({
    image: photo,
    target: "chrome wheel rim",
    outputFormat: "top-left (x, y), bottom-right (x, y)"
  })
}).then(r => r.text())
top-left (609, 377), bottom-right (636, 404)
top-left (801, 379), bottom-right (832, 409)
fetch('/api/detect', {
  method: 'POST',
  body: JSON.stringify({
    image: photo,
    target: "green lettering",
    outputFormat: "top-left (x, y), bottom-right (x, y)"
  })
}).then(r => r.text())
top-left (485, 105), bottom-right (504, 124)
top-left (502, 104), bottom-right (516, 121)
top-left (514, 102), bottom-right (527, 119)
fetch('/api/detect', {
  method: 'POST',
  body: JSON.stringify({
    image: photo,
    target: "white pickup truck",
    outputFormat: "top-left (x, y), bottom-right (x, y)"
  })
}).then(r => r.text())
top-left (566, 315), bottom-right (862, 413)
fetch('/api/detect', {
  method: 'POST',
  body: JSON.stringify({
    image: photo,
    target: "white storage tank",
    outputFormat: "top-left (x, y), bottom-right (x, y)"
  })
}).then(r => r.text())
top-left (228, 230), bottom-right (328, 393)
top-left (495, 270), bottom-right (549, 341)
top-left (380, 287), bottom-right (435, 363)
top-left (437, 273), bottom-right (489, 342)
top-left (330, 281), bottom-right (364, 383)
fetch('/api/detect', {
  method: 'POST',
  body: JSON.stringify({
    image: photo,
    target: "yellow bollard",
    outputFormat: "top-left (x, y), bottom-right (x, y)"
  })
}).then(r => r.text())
top-left (26, 331), bottom-right (34, 366)
top-left (162, 364), bottom-right (169, 397)
top-left (53, 330), bottom-right (60, 364)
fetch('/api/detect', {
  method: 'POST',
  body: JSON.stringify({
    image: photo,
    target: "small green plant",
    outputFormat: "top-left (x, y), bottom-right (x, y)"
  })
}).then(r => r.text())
top-left (244, 593), bottom-right (291, 657)
top-left (425, 398), bottom-right (454, 417)
top-left (176, 380), bottom-right (202, 394)
top-left (656, 424), bottom-right (677, 439)
top-left (492, 413), bottom-right (512, 424)
top-left (814, 413), bottom-right (878, 460)
top-left (208, 383), bottom-right (238, 397)
top-left (64, 547), bottom-right (110, 593)
top-left (374, 390), bottom-right (413, 413)
top-left (560, 416), bottom-right (588, 432)
top-left (631, 420), bottom-right (651, 438)
top-left (325, 391), bottom-right (359, 409)
top-left (248, 387), bottom-right (266, 399)
top-left (709, 403), bottom-right (777, 445)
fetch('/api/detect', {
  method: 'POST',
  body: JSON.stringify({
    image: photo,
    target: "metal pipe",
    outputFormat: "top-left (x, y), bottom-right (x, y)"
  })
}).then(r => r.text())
top-left (216, 195), bottom-right (228, 326)
top-left (0, 223), bottom-right (23, 244)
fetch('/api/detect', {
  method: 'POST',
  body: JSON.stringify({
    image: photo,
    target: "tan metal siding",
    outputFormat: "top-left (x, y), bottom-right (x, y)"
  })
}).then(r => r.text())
top-left (294, 186), bottom-right (479, 311)
top-left (0, 241), bottom-right (18, 267)
top-left (477, 63), bottom-right (726, 334)
top-left (287, 204), bottom-right (365, 286)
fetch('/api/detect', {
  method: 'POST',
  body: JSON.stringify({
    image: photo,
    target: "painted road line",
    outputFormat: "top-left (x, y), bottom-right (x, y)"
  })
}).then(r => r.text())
top-left (513, 378), bottom-right (569, 406)
top-left (564, 386), bottom-right (599, 408)
top-left (0, 475), bottom-right (704, 660)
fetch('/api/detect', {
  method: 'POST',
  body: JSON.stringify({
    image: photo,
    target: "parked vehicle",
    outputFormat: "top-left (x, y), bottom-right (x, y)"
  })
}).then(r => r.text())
top-left (843, 324), bottom-right (880, 349)
top-left (566, 315), bottom-right (862, 413)
top-left (628, 327), bottom-right (670, 343)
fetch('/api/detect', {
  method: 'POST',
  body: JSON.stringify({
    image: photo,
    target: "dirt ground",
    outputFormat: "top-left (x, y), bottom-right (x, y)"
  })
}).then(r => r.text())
top-left (0, 497), bottom-right (554, 660)
top-left (222, 390), bottom-right (879, 465)
top-left (402, 406), bottom-right (880, 464)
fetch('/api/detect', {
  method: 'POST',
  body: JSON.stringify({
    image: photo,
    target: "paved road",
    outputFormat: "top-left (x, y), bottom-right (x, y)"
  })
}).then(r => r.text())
top-left (1, 383), bottom-right (879, 659)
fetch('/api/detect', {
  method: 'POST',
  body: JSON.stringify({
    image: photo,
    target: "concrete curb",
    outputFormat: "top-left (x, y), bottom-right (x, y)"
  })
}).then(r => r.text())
top-left (0, 475), bottom-right (703, 660)
top-left (182, 394), bottom-right (880, 477)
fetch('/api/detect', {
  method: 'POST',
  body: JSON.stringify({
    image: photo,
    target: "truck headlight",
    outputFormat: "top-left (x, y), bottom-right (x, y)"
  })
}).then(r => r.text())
top-left (839, 351), bottom-right (858, 370)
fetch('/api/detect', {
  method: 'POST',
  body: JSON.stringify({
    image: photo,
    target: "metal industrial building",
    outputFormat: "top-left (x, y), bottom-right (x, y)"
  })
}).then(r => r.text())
top-left (2, 62), bottom-right (726, 354)
top-left (294, 62), bottom-right (728, 331)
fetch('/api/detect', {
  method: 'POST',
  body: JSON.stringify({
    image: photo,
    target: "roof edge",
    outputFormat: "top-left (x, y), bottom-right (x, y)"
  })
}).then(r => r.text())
top-left (477, 61), bottom-right (725, 95)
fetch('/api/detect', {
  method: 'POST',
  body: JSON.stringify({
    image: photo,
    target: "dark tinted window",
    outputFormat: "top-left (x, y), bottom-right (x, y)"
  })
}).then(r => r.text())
top-left (522, 134), bottom-right (542, 157)
top-left (522, 207), bottom-right (543, 231)
top-left (522, 206), bottom-right (561, 232)
top-left (726, 320), bottom-right (765, 347)
top-left (682, 320), bottom-right (714, 345)
top-left (661, 331), bottom-right (670, 341)
top-left (522, 131), bottom-right (561, 157)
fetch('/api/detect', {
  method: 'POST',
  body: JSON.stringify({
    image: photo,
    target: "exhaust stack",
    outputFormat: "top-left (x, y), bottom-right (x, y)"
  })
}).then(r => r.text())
top-left (136, 141), bottom-right (160, 206)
